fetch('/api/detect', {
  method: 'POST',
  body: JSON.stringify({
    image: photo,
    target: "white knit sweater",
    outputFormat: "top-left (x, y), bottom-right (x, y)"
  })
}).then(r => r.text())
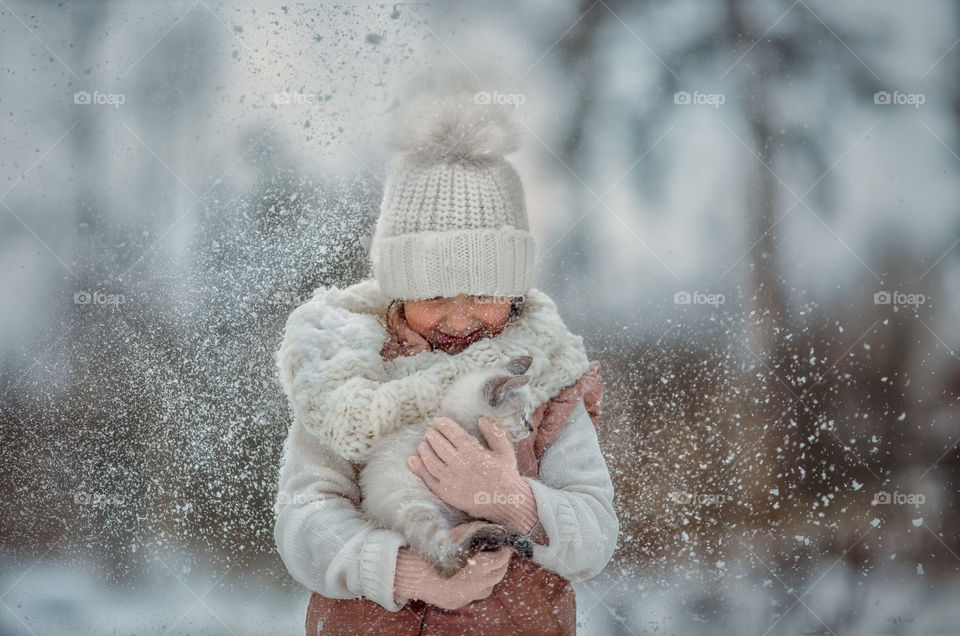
top-left (273, 396), bottom-right (618, 612)
top-left (274, 278), bottom-right (595, 462)
top-left (272, 278), bottom-right (619, 611)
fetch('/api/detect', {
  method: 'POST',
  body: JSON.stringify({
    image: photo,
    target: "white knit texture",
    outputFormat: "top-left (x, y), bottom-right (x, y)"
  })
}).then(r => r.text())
top-left (274, 277), bottom-right (591, 462)
top-left (370, 85), bottom-right (535, 300)
top-left (272, 397), bottom-right (619, 611)
top-left (378, 158), bottom-right (528, 234)
top-left (372, 227), bottom-right (536, 299)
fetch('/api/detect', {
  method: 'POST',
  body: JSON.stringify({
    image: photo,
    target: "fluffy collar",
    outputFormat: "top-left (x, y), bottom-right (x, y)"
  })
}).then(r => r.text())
top-left (275, 277), bottom-right (591, 462)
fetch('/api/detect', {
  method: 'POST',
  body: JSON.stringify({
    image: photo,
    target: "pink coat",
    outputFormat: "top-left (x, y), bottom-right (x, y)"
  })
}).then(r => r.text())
top-left (304, 361), bottom-right (604, 635)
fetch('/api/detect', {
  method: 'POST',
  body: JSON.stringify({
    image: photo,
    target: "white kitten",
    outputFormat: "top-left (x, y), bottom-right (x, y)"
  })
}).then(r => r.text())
top-left (359, 355), bottom-right (537, 577)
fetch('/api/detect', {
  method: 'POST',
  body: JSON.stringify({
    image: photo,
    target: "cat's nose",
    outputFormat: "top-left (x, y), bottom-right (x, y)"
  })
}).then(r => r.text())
top-left (527, 423), bottom-right (533, 432)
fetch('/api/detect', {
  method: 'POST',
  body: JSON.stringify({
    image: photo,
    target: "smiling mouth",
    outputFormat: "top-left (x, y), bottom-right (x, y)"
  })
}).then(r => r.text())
top-left (435, 329), bottom-right (481, 344)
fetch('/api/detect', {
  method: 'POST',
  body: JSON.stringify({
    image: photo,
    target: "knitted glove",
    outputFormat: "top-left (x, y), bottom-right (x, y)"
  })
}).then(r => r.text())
top-left (381, 300), bottom-right (432, 360)
top-left (393, 521), bottom-right (513, 610)
top-left (408, 415), bottom-right (540, 533)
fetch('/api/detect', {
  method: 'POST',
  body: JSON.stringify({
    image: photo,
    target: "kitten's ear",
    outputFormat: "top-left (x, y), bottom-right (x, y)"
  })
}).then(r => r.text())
top-left (505, 355), bottom-right (532, 376)
top-left (484, 375), bottom-right (531, 407)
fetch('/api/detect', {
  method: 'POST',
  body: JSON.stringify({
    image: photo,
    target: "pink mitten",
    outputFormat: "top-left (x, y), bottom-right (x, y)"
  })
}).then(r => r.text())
top-left (393, 521), bottom-right (513, 610)
top-left (408, 416), bottom-right (541, 533)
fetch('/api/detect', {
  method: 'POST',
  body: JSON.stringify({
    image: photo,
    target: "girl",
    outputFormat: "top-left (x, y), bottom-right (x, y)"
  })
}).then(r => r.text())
top-left (273, 79), bottom-right (618, 635)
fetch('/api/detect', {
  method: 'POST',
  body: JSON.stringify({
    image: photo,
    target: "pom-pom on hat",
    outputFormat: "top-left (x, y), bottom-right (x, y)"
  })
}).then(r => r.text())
top-left (370, 74), bottom-right (537, 301)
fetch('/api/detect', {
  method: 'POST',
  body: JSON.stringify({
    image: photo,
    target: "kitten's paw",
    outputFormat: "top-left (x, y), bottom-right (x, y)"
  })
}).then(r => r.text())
top-left (435, 521), bottom-right (512, 577)
top-left (439, 523), bottom-right (510, 576)
top-left (465, 523), bottom-right (509, 553)
top-left (506, 532), bottom-right (534, 560)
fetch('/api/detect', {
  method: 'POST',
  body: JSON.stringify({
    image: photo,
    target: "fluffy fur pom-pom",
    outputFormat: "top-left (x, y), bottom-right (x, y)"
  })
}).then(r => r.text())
top-left (386, 74), bottom-right (522, 164)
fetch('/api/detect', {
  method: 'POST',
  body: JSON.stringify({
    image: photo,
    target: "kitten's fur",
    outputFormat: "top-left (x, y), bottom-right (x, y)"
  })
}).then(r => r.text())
top-left (359, 355), bottom-right (537, 577)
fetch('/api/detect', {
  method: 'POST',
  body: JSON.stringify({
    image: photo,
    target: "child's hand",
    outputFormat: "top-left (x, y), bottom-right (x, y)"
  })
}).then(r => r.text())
top-left (381, 301), bottom-right (431, 360)
top-left (393, 537), bottom-right (512, 610)
top-left (407, 416), bottom-right (537, 531)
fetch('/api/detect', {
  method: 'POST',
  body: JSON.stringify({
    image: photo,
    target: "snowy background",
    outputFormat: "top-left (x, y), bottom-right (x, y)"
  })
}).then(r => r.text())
top-left (1, 1), bottom-right (959, 634)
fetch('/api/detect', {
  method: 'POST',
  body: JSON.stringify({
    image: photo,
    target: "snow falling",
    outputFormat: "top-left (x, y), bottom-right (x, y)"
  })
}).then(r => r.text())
top-left (1, 2), bottom-right (959, 634)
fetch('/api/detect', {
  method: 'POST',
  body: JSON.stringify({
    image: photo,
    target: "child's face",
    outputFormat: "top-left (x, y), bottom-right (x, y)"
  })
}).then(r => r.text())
top-left (403, 294), bottom-right (512, 355)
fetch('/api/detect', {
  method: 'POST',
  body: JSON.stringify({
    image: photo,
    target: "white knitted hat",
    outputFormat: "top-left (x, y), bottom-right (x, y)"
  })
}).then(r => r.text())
top-left (370, 78), bottom-right (537, 300)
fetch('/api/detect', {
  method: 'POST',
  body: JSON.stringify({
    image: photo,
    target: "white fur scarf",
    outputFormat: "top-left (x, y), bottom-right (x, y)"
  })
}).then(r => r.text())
top-left (275, 277), bottom-right (591, 462)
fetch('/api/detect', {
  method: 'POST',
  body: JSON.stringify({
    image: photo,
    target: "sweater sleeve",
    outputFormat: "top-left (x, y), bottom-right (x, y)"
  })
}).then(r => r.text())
top-left (522, 397), bottom-right (619, 581)
top-left (272, 416), bottom-right (408, 612)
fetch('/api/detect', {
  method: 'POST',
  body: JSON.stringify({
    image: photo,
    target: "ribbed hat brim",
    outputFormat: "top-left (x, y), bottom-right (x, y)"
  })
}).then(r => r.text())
top-left (372, 228), bottom-right (537, 299)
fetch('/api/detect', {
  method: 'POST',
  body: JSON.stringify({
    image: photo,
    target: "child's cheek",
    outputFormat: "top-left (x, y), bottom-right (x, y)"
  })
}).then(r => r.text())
top-left (406, 308), bottom-right (439, 337)
top-left (480, 305), bottom-right (510, 329)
